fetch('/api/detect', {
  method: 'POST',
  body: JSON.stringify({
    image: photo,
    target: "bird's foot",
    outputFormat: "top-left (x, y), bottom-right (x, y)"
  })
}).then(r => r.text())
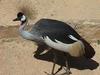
top-left (61, 67), bottom-right (71, 75)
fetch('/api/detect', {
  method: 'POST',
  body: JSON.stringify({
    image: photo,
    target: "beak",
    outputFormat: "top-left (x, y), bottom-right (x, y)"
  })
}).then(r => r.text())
top-left (13, 18), bottom-right (19, 21)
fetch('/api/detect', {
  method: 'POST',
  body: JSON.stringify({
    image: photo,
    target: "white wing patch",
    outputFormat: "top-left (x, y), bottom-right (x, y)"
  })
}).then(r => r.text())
top-left (41, 36), bottom-right (79, 52)
top-left (68, 35), bottom-right (78, 41)
top-left (41, 36), bottom-right (85, 57)
top-left (42, 36), bottom-right (68, 52)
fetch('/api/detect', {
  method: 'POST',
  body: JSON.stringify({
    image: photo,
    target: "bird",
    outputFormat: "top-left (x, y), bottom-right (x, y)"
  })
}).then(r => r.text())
top-left (13, 12), bottom-right (95, 75)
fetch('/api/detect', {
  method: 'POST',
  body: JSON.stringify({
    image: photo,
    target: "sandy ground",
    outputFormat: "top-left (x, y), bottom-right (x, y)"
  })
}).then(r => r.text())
top-left (0, 0), bottom-right (100, 75)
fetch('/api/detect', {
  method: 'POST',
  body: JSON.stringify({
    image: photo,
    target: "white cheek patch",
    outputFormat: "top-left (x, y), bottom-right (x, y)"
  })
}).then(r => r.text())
top-left (21, 15), bottom-right (26, 21)
top-left (68, 35), bottom-right (78, 41)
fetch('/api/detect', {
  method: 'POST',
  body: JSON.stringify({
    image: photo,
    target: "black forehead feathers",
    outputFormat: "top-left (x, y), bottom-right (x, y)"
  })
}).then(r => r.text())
top-left (17, 12), bottom-right (24, 17)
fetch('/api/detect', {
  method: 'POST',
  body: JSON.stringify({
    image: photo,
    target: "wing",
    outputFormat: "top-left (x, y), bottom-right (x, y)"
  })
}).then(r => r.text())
top-left (30, 18), bottom-right (95, 58)
top-left (31, 18), bottom-right (81, 44)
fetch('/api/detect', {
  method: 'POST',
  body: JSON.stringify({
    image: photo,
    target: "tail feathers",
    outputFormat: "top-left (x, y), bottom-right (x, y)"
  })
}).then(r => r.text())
top-left (81, 39), bottom-right (95, 59)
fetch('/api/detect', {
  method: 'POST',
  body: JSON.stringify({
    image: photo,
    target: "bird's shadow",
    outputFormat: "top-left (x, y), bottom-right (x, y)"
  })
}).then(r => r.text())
top-left (33, 47), bottom-right (99, 71)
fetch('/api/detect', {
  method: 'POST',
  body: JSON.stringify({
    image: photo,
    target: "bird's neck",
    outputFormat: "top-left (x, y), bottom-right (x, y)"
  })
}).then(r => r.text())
top-left (19, 22), bottom-right (27, 31)
top-left (19, 21), bottom-right (36, 40)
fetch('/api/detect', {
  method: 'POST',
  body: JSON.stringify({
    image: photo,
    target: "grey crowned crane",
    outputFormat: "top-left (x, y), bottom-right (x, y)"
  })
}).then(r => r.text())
top-left (13, 12), bottom-right (95, 75)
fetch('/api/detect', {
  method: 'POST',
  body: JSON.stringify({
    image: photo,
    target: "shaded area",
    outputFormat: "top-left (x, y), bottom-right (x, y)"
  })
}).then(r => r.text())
top-left (69, 57), bottom-right (99, 70)
top-left (34, 46), bottom-right (99, 71)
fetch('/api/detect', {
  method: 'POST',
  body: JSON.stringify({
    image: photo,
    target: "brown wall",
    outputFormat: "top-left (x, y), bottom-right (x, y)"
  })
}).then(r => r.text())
top-left (0, 0), bottom-right (100, 26)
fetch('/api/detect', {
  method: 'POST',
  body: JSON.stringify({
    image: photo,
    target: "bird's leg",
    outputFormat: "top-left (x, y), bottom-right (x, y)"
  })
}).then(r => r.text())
top-left (63, 60), bottom-right (71, 75)
top-left (45, 52), bottom-right (57, 75)
top-left (54, 53), bottom-right (72, 75)
top-left (51, 60), bottom-right (56, 75)
top-left (53, 66), bottom-right (63, 75)
top-left (45, 66), bottom-right (63, 75)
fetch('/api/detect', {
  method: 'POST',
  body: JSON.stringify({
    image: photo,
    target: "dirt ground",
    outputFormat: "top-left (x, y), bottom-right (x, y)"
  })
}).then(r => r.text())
top-left (0, 0), bottom-right (100, 75)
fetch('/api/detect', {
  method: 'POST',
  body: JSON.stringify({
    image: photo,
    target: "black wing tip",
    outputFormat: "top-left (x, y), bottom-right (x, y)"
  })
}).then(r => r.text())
top-left (84, 49), bottom-right (95, 59)
top-left (83, 42), bottom-right (95, 59)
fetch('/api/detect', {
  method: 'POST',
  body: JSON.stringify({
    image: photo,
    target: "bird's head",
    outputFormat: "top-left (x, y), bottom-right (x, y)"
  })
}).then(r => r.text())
top-left (13, 12), bottom-right (27, 25)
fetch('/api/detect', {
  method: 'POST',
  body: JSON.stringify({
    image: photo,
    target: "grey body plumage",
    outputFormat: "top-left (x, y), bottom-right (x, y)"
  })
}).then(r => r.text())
top-left (31, 19), bottom-right (78, 43)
